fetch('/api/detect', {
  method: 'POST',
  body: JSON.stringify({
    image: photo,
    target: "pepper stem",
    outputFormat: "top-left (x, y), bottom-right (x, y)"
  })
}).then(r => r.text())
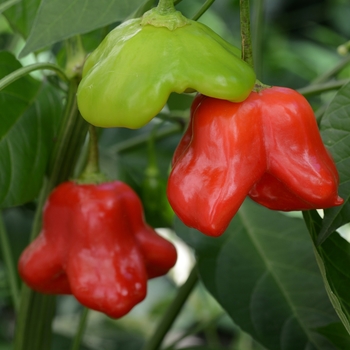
top-left (84, 125), bottom-right (99, 174)
top-left (141, 0), bottom-right (189, 29)
top-left (240, 0), bottom-right (254, 68)
top-left (78, 125), bottom-right (107, 184)
top-left (64, 35), bottom-right (86, 79)
top-left (156, 0), bottom-right (175, 14)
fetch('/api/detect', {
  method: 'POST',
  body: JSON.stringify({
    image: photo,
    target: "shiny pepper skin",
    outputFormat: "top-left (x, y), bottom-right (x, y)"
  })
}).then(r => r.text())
top-left (167, 88), bottom-right (343, 237)
top-left (76, 6), bottom-right (255, 129)
top-left (18, 181), bottom-right (177, 318)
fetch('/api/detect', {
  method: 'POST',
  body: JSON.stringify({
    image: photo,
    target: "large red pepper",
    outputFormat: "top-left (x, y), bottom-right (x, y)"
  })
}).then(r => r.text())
top-left (19, 181), bottom-right (177, 318)
top-left (167, 87), bottom-right (343, 237)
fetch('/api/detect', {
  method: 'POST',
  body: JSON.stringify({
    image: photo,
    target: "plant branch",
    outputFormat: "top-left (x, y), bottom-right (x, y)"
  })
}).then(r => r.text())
top-left (14, 80), bottom-right (88, 350)
top-left (251, 0), bottom-right (265, 79)
top-left (297, 79), bottom-right (350, 97)
top-left (65, 36), bottom-right (86, 79)
top-left (110, 123), bottom-right (182, 154)
top-left (192, 0), bottom-right (215, 21)
top-left (0, 63), bottom-right (69, 92)
top-left (163, 313), bottom-right (224, 350)
top-left (77, 125), bottom-right (107, 184)
top-left (81, 126), bottom-right (100, 176)
top-left (0, 212), bottom-right (20, 311)
top-left (142, 266), bottom-right (199, 350)
top-left (240, 0), bottom-right (254, 68)
top-left (71, 308), bottom-right (89, 350)
top-left (311, 55), bottom-right (350, 85)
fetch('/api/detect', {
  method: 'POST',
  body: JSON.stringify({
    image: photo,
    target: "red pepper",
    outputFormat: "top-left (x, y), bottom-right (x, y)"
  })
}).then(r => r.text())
top-left (19, 181), bottom-right (177, 318)
top-left (167, 87), bottom-right (343, 237)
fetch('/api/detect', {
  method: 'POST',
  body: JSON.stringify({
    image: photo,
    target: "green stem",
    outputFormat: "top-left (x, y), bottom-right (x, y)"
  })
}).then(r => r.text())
top-left (60, 113), bottom-right (89, 183)
top-left (37, 79), bottom-right (87, 215)
top-left (251, 0), bottom-right (265, 79)
top-left (14, 34), bottom-right (89, 350)
top-left (240, 0), bottom-right (254, 68)
top-left (78, 125), bottom-right (106, 184)
top-left (48, 78), bottom-right (85, 183)
top-left (157, 0), bottom-right (175, 14)
top-left (0, 212), bottom-right (20, 311)
top-left (71, 308), bottom-right (89, 350)
top-left (142, 266), bottom-right (199, 350)
top-left (205, 323), bottom-right (221, 348)
top-left (163, 313), bottom-right (224, 350)
top-left (311, 55), bottom-right (350, 85)
top-left (192, 0), bottom-right (215, 21)
top-left (0, 62), bottom-right (69, 91)
top-left (29, 178), bottom-right (50, 241)
top-left (64, 36), bottom-right (86, 79)
top-left (29, 294), bottom-right (56, 350)
top-left (297, 79), bottom-right (350, 97)
top-left (82, 126), bottom-right (100, 175)
top-left (111, 123), bottom-right (181, 154)
top-left (14, 80), bottom-right (88, 350)
top-left (14, 288), bottom-right (56, 350)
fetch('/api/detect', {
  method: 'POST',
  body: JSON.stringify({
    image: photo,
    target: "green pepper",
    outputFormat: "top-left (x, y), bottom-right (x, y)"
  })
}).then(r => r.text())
top-left (142, 165), bottom-right (175, 228)
top-left (141, 121), bottom-right (174, 227)
top-left (77, 2), bottom-right (256, 129)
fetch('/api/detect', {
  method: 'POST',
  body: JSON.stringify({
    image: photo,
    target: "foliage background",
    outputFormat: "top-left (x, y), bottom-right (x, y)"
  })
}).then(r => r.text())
top-left (0, 0), bottom-right (350, 349)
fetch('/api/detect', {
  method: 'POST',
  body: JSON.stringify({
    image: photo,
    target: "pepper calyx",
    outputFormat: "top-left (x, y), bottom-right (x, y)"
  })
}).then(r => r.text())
top-left (75, 171), bottom-right (108, 185)
top-left (141, 7), bottom-right (190, 31)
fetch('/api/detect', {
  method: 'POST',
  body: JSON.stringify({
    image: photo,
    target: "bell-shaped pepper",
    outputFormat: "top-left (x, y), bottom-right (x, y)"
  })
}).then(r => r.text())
top-left (167, 87), bottom-right (343, 237)
top-left (76, 3), bottom-right (256, 129)
top-left (19, 181), bottom-right (177, 318)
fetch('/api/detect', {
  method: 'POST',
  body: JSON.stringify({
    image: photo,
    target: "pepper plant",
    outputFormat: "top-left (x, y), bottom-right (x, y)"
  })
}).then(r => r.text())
top-left (1, 0), bottom-right (350, 349)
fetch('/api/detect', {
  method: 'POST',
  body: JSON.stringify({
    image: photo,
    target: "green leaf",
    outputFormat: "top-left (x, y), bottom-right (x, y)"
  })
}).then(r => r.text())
top-left (0, 0), bottom-right (21, 14)
top-left (19, 0), bottom-right (149, 58)
top-left (303, 210), bottom-right (350, 334)
top-left (1, 0), bottom-right (41, 38)
top-left (319, 81), bottom-right (350, 243)
top-left (175, 200), bottom-right (341, 350)
top-left (0, 52), bottom-right (62, 208)
top-left (317, 322), bottom-right (350, 349)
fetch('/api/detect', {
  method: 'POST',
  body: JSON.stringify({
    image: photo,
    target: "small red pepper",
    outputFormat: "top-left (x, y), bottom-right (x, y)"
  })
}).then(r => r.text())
top-left (167, 88), bottom-right (343, 237)
top-left (19, 181), bottom-right (177, 318)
